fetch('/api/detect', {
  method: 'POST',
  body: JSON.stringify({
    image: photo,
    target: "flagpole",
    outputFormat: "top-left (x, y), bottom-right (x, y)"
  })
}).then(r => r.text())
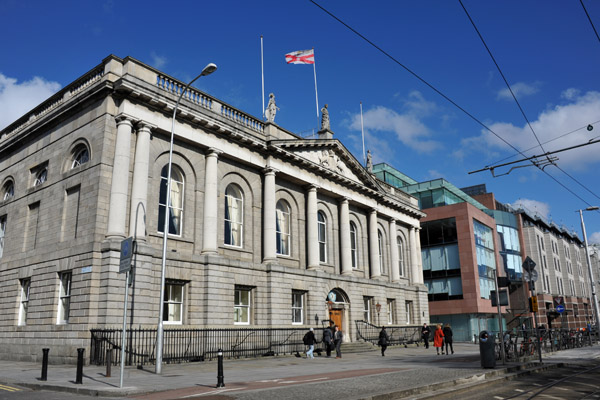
top-left (312, 48), bottom-right (319, 123)
top-left (261, 35), bottom-right (265, 121)
top-left (360, 102), bottom-right (366, 165)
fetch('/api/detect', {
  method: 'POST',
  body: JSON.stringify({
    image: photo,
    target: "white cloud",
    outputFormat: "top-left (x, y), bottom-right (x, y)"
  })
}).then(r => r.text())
top-left (458, 90), bottom-right (600, 170)
top-left (150, 52), bottom-right (167, 70)
top-left (348, 92), bottom-right (442, 154)
top-left (510, 198), bottom-right (550, 219)
top-left (497, 81), bottom-right (540, 101)
top-left (0, 74), bottom-right (61, 131)
top-left (426, 169), bottom-right (446, 180)
top-left (589, 232), bottom-right (600, 244)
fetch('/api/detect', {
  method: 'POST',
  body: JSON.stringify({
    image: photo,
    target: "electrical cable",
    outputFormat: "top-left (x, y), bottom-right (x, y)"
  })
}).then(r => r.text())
top-left (581, 0), bottom-right (600, 45)
top-left (309, 0), bottom-right (599, 208)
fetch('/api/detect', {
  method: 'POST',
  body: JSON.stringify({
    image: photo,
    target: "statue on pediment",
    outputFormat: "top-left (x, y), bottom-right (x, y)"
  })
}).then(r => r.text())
top-left (366, 150), bottom-right (373, 173)
top-left (265, 93), bottom-right (280, 122)
top-left (320, 104), bottom-right (330, 131)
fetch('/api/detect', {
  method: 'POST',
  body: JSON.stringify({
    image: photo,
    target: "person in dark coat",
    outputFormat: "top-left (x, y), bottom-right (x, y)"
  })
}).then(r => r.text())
top-left (323, 326), bottom-right (333, 357)
top-left (421, 323), bottom-right (431, 349)
top-left (304, 328), bottom-right (316, 359)
top-left (334, 325), bottom-right (343, 358)
top-left (378, 326), bottom-right (390, 356)
top-left (443, 323), bottom-right (454, 355)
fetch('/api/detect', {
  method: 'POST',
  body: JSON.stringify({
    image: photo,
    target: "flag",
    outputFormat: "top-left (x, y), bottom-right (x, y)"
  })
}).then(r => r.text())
top-left (285, 49), bottom-right (315, 64)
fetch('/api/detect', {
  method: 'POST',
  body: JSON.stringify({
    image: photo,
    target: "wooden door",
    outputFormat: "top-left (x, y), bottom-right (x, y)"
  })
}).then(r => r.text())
top-left (330, 309), bottom-right (343, 333)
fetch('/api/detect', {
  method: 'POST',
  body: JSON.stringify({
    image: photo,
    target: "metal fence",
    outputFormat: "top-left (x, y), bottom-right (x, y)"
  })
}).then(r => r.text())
top-left (90, 327), bottom-right (330, 366)
top-left (354, 320), bottom-right (422, 346)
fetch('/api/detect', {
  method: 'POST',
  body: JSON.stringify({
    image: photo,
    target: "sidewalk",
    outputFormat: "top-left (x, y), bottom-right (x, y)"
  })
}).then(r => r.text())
top-left (0, 343), bottom-right (598, 399)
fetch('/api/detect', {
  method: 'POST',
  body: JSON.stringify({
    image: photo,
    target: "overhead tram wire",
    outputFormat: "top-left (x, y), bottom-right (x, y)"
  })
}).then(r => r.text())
top-left (581, 0), bottom-right (600, 45)
top-left (309, 0), bottom-right (599, 209)
top-left (459, 0), bottom-right (600, 204)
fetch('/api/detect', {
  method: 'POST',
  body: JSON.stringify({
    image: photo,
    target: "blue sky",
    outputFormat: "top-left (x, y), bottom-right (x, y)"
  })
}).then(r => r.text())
top-left (1, 0), bottom-right (600, 244)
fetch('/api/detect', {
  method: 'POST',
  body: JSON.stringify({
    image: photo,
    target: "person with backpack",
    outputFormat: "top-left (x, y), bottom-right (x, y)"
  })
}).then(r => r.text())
top-left (323, 326), bottom-right (333, 357)
top-left (421, 323), bottom-right (431, 349)
top-left (443, 323), bottom-right (454, 355)
top-left (378, 326), bottom-right (390, 356)
top-left (303, 327), bottom-right (316, 359)
top-left (334, 325), bottom-right (343, 358)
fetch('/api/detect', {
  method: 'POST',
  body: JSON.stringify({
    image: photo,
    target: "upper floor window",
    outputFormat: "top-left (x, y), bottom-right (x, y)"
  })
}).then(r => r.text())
top-left (2, 180), bottom-right (14, 201)
top-left (71, 145), bottom-right (90, 169)
top-left (57, 271), bottom-right (72, 324)
top-left (158, 165), bottom-right (184, 236)
top-left (33, 167), bottom-right (47, 187)
top-left (397, 236), bottom-right (405, 277)
top-left (0, 215), bottom-right (5, 259)
top-left (378, 231), bottom-right (384, 274)
top-left (350, 222), bottom-right (358, 269)
top-left (276, 200), bottom-right (291, 256)
top-left (318, 211), bottom-right (327, 263)
top-left (224, 184), bottom-right (243, 247)
top-left (18, 278), bottom-right (30, 326)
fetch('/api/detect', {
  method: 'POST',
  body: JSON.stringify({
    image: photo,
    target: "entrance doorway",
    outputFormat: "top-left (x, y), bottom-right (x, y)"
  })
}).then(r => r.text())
top-left (329, 309), bottom-right (343, 331)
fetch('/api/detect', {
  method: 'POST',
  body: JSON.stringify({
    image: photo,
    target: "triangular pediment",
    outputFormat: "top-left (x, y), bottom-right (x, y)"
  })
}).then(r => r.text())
top-left (271, 139), bottom-right (379, 189)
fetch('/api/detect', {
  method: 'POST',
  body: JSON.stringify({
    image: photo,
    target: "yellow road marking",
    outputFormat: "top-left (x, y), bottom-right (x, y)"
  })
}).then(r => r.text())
top-left (0, 383), bottom-right (21, 392)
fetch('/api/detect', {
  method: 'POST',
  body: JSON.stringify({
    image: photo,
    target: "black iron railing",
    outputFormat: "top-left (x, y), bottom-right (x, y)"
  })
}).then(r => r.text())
top-left (90, 326), bottom-right (328, 366)
top-left (355, 320), bottom-right (421, 346)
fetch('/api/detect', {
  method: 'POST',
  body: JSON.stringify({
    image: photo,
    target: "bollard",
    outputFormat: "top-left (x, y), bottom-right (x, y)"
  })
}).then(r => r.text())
top-left (106, 348), bottom-right (112, 378)
top-left (216, 348), bottom-right (225, 388)
top-left (75, 348), bottom-right (85, 384)
top-left (41, 348), bottom-right (49, 381)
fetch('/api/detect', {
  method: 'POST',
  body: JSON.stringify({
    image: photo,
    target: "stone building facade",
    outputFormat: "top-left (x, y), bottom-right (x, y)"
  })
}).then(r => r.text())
top-left (0, 55), bottom-right (427, 363)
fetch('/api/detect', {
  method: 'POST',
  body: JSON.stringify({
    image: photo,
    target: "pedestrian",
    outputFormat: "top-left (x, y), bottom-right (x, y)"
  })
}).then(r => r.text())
top-left (334, 325), bottom-right (343, 358)
top-left (421, 323), bottom-right (431, 349)
top-left (434, 324), bottom-right (445, 355)
top-left (378, 326), bottom-right (389, 356)
top-left (323, 326), bottom-right (333, 357)
top-left (303, 327), bottom-right (316, 359)
top-left (443, 323), bottom-right (454, 355)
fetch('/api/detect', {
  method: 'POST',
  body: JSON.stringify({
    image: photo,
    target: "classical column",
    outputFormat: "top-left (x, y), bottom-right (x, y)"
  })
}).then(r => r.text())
top-left (106, 115), bottom-right (133, 238)
top-left (389, 219), bottom-right (400, 282)
top-left (202, 148), bottom-right (222, 254)
top-left (263, 167), bottom-right (277, 261)
top-left (410, 226), bottom-right (421, 284)
top-left (339, 198), bottom-right (352, 275)
top-left (129, 122), bottom-right (153, 241)
top-left (369, 209), bottom-right (381, 279)
top-left (306, 185), bottom-right (319, 270)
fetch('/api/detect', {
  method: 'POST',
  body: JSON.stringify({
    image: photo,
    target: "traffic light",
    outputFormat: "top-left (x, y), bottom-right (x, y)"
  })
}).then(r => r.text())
top-left (529, 296), bottom-right (538, 313)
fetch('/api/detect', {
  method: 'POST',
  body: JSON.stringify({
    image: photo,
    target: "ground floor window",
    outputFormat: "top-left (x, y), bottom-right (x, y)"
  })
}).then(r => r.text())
top-left (363, 296), bottom-right (372, 323)
top-left (292, 290), bottom-right (304, 324)
top-left (57, 271), bottom-right (72, 324)
top-left (387, 299), bottom-right (395, 325)
top-left (164, 281), bottom-right (185, 324)
top-left (235, 286), bottom-right (252, 325)
top-left (405, 301), bottom-right (413, 325)
top-left (18, 278), bottom-right (30, 326)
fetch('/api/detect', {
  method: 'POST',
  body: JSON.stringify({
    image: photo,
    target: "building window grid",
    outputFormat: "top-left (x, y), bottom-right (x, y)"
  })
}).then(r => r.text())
top-left (234, 287), bottom-right (251, 325)
top-left (397, 237), bottom-right (404, 277)
top-left (33, 167), bottom-right (47, 187)
top-left (163, 282), bottom-right (184, 324)
top-left (276, 201), bottom-right (291, 256)
top-left (378, 231), bottom-right (384, 274)
top-left (158, 165), bottom-right (184, 236)
top-left (317, 211), bottom-right (327, 263)
top-left (57, 271), bottom-right (72, 324)
top-left (18, 278), bottom-right (31, 326)
top-left (350, 222), bottom-right (358, 269)
top-left (224, 184), bottom-right (244, 247)
top-left (71, 146), bottom-right (90, 169)
top-left (2, 181), bottom-right (14, 201)
top-left (292, 291), bottom-right (304, 325)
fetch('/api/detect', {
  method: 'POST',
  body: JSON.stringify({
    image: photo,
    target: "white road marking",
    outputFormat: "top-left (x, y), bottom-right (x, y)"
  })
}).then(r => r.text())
top-left (279, 377), bottom-right (329, 384)
top-left (493, 396), bottom-right (505, 399)
top-left (182, 388), bottom-right (244, 398)
top-left (515, 388), bottom-right (524, 392)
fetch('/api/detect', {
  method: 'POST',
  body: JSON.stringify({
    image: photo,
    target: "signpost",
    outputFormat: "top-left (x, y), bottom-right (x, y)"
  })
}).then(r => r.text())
top-left (119, 237), bottom-right (134, 388)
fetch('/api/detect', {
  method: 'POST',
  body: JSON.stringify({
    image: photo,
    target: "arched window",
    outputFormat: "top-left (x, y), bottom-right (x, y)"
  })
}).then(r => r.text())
top-left (276, 200), bottom-right (290, 256)
top-left (71, 145), bottom-right (90, 169)
top-left (378, 230), bottom-right (384, 274)
top-left (397, 236), bottom-right (405, 277)
top-left (158, 165), bottom-right (184, 236)
top-left (318, 211), bottom-right (327, 263)
top-left (34, 167), bottom-right (47, 187)
top-left (2, 180), bottom-right (14, 201)
top-left (350, 222), bottom-right (358, 269)
top-left (224, 184), bottom-right (243, 247)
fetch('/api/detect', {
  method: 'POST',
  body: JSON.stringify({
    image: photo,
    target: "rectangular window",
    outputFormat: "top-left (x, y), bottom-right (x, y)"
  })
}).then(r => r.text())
top-left (387, 299), bottom-right (395, 325)
top-left (405, 301), bottom-right (413, 325)
top-left (292, 291), bottom-right (304, 325)
top-left (57, 271), bottom-right (72, 324)
top-left (363, 297), bottom-right (372, 323)
top-left (234, 287), bottom-right (251, 325)
top-left (163, 281), bottom-right (185, 324)
top-left (0, 215), bottom-right (6, 258)
top-left (18, 278), bottom-right (31, 326)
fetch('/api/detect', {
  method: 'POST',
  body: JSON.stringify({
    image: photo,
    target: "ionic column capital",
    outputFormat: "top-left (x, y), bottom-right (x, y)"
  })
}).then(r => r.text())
top-left (115, 113), bottom-right (135, 126)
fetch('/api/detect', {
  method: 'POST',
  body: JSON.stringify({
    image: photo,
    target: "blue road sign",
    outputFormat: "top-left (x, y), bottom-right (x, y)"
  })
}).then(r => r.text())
top-left (556, 305), bottom-right (565, 313)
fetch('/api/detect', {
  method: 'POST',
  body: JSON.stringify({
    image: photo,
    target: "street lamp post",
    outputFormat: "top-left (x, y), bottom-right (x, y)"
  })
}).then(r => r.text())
top-left (579, 206), bottom-right (600, 343)
top-left (156, 63), bottom-right (217, 374)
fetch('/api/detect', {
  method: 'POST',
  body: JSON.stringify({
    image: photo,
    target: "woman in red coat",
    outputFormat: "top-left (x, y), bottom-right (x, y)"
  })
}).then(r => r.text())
top-left (434, 324), bottom-right (445, 355)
